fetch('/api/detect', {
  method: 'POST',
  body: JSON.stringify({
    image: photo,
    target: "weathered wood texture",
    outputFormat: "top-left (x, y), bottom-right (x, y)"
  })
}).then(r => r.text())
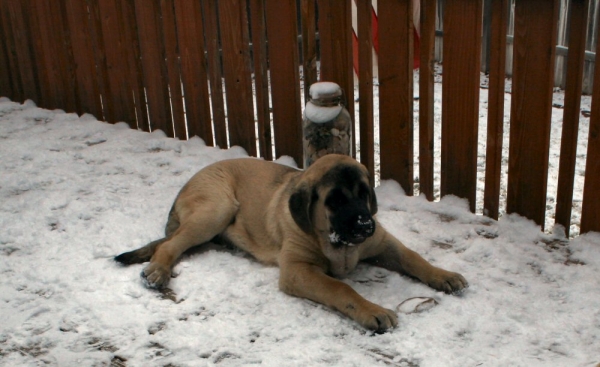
top-left (356, 0), bottom-right (375, 186)
top-left (483, 0), bottom-right (509, 219)
top-left (173, 0), bottom-right (213, 143)
top-left (441, 0), bottom-right (483, 213)
top-left (265, 0), bottom-right (303, 165)
top-left (581, 3), bottom-right (600, 234)
top-left (419, 0), bottom-right (437, 201)
top-left (507, 0), bottom-right (559, 229)
top-left (318, 0), bottom-right (355, 156)
top-left (555, 0), bottom-right (590, 236)
top-left (1, 0), bottom-right (599, 236)
top-left (378, 0), bottom-right (414, 195)
top-left (218, 0), bottom-right (256, 156)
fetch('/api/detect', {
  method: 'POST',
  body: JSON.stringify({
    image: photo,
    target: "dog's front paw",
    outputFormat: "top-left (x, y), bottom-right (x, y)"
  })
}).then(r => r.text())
top-left (354, 303), bottom-right (398, 333)
top-left (141, 263), bottom-right (171, 289)
top-left (427, 269), bottom-right (468, 294)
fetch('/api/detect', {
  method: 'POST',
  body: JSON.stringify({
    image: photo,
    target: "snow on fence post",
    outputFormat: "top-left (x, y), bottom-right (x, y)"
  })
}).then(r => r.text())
top-left (507, 0), bottom-right (560, 230)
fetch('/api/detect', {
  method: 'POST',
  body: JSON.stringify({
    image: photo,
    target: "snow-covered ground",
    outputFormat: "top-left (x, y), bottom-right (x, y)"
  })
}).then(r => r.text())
top-left (1, 94), bottom-right (599, 367)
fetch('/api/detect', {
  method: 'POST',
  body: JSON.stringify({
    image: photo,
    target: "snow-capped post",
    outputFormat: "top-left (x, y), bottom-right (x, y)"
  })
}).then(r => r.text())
top-left (302, 82), bottom-right (352, 167)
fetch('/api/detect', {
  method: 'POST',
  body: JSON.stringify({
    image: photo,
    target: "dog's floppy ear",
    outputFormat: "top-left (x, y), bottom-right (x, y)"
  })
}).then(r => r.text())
top-left (369, 186), bottom-right (378, 215)
top-left (289, 185), bottom-right (315, 234)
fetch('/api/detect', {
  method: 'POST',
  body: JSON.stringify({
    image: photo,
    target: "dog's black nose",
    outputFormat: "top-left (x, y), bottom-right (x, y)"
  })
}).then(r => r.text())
top-left (353, 216), bottom-right (375, 237)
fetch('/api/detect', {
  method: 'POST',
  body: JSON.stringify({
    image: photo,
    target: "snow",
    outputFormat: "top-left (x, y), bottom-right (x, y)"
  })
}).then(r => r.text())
top-left (1, 93), bottom-right (600, 367)
top-left (304, 101), bottom-right (343, 123)
top-left (310, 81), bottom-right (342, 99)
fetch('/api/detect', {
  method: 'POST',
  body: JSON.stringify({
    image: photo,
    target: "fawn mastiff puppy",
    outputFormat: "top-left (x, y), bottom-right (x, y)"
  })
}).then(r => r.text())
top-left (115, 154), bottom-right (467, 332)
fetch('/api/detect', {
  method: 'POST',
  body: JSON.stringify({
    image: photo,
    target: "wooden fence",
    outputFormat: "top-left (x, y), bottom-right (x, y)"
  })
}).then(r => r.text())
top-left (0, 0), bottom-right (598, 237)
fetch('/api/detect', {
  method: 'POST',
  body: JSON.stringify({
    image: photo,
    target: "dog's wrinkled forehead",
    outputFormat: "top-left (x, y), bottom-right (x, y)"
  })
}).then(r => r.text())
top-left (319, 164), bottom-right (368, 191)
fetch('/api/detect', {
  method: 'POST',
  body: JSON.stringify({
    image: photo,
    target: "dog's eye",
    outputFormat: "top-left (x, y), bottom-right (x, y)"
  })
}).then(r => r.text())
top-left (326, 190), bottom-right (347, 209)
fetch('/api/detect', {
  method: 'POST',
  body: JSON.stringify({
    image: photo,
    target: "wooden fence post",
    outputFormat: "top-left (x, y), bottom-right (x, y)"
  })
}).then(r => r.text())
top-left (356, 0), bottom-right (375, 186)
top-left (173, 0), bottom-right (214, 144)
top-left (218, 0), bottom-right (257, 157)
top-left (483, 0), bottom-right (509, 219)
top-left (378, 0), bottom-right (414, 195)
top-left (201, 0), bottom-right (228, 148)
top-left (265, 0), bottom-right (303, 165)
top-left (507, 0), bottom-right (559, 229)
top-left (555, 0), bottom-right (590, 236)
top-left (318, 0), bottom-right (355, 157)
top-left (3, 0), bottom-right (40, 105)
top-left (64, 0), bottom-right (104, 119)
top-left (419, 0), bottom-right (437, 201)
top-left (581, 3), bottom-right (600, 234)
top-left (441, 0), bottom-right (483, 213)
top-left (249, 0), bottom-right (273, 160)
top-left (134, 0), bottom-right (172, 136)
top-left (30, 1), bottom-right (79, 112)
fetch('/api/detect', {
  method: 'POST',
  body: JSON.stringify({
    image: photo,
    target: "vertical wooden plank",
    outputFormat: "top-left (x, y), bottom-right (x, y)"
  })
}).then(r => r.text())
top-left (202, 0), bottom-right (228, 148)
top-left (64, 0), bottom-right (103, 118)
top-left (483, 0), bottom-right (509, 219)
top-left (134, 0), bottom-right (172, 136)
top-left (29, 1), bottom-right (79, 112)
top-left (356, 0), bottom-right (375, 186)
top-left (0, 0), bottom-right (23, 101)
top-left (507, 0), bottom-right (559, 229)
top-left (265, 0), bottom-right (303, 164)
top-left (96, 0), bottom-right (139, 127)
top-left (419, 0), bottom-right (436, 201)
top-left (0, 13), bottom-right (13, 99)
top-left (120, 0), bottom-right (149, 130)
top-left (249, 0), bottom-right (273, 160)
top-left (160, 0), bottom-right (186, 139)
top-left (317, 0), bottom-right (355, 156)
top-left (300, 0), bottom-right (318, 104)
top-left (173, 0), bottom-right (213, 144)
top-left (3, 0), bottom-right (38, 103)
top-left (441, 0), bottom-right (483, 213)
top-left (378, 0), bottom-right (414, 195)
top-left (555, 0), bottom-right (589, 236)
top-left (218, 0), bottom-right (257, 156)
top-left (580, 9), bottom-right (600, 234)
top-left (87, 0), bottom-right (111, 122)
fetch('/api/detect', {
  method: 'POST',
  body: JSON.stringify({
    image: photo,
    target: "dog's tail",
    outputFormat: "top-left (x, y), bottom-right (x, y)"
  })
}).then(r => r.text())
top-left (114, 237), bottom-right (168, 265)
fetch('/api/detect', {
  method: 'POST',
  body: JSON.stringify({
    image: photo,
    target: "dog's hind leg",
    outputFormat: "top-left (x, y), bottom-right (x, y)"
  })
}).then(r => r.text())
top-left (141, 194), bottom-right (240, 289)
top-left (114, 203), bottom-right (180, 265)
top-left (114, 238), bottom-right (168, 265)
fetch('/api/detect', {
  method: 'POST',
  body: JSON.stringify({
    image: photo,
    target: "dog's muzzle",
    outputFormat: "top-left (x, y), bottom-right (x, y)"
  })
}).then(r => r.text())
top-left (330, 215), bottom-right (375, 246)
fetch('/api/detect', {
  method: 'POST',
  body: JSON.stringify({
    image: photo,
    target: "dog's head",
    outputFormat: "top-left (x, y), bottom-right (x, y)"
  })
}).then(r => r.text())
top-left (289, 155), bottom-right (377, 247)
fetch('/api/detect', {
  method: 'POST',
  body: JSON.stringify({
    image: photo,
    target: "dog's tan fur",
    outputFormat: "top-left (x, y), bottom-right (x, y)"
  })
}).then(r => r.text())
top-left (116, 154), bottom-right (467, 332)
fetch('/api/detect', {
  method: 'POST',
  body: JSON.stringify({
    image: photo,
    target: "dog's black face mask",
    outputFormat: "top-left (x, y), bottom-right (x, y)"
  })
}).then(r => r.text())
top-left (325, 184), bottom-right (376, 247)
top-left (289, 163), bottom-right (378, 245)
